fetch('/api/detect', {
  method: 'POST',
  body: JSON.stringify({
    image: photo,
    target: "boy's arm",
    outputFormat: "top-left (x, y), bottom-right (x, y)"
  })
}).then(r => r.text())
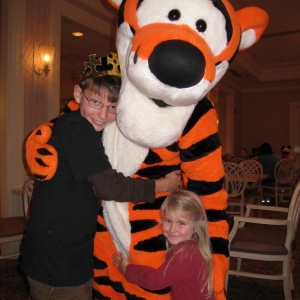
top-left (89, 169), bottom-right (181, 203)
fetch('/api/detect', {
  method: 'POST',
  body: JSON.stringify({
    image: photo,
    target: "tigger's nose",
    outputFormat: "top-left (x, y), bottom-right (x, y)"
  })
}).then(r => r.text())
top-left (148, 40), bottom-right (205, 88)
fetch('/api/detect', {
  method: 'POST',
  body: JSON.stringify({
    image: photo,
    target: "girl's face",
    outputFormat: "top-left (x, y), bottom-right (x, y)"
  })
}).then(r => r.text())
top-left (162, 209), bottom-right (194, 245)
top-left (74, 85), bottom-right (117, 132)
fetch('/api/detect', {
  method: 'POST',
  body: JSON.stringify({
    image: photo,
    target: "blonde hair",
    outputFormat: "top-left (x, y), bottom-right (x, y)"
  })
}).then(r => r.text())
top-left (160, 190), bottom-right (214, 296)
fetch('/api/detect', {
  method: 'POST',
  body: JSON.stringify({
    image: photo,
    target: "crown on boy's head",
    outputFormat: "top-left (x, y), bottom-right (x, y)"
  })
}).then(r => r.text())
top-left (78, 52), bottom-right (121, 81)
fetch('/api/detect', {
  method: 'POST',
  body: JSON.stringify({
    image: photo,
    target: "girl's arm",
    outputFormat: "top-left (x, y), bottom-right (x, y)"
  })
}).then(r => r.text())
top-left (113, 245), bottom-right (187, 290)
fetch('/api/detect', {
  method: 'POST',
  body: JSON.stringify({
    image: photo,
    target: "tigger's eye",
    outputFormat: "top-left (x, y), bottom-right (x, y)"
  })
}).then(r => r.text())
top-left (196, 19), bottom-right (207, 32)
top-left (168, 9), bottom-right (181, 21)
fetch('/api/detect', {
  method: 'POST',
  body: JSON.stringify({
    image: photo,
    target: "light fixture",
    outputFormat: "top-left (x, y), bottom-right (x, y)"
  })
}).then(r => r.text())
top-left (72, 31), bottom-right (83, 37)
top-left (34, 42), bottom-right (55, 76)
top-left (294, 145), bottom-right (300, 155)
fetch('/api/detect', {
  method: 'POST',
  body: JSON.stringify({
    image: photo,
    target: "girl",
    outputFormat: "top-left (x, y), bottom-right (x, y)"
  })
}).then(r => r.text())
top-left (113, 190), bottom-right (215, 300)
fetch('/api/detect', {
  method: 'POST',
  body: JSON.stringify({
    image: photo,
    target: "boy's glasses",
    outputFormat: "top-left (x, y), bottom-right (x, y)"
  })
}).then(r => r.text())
top-left (82, 91), bottom-right (117, 114)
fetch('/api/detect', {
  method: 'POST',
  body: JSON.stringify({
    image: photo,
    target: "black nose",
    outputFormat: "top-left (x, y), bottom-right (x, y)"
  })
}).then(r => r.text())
top-left (148, 40), bottom-right (205, 88)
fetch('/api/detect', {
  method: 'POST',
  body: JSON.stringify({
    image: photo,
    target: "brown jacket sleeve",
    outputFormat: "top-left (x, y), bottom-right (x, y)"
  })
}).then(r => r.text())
top-left (88, 168), bottom-right (155, 204)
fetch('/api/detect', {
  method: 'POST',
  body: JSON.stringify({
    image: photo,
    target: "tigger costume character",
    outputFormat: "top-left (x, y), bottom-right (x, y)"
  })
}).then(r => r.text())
top-left (26, 1), bottom-right (268, 299)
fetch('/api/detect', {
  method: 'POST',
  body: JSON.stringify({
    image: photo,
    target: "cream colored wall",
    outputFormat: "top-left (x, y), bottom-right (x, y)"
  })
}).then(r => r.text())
top-left (0, 0), bottom-right (115, 256)
top-left (0, 0), bottom-right (115, 209)
top-left (1, 0), bottom-right (26, 219)
top-left (0, 0), bottom-right (27, 255)
top-left (237, 89), bottom-right (300, 158)
top-left (215, 87), bottom-right (300, 159)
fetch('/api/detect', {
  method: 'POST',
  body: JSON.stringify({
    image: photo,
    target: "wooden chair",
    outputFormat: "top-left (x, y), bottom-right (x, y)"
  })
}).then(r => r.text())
top-left (226, 180), bottom-right (300, 300)
top-left (240, 160), bottom-right (263, 205)
top-left (224, 162), bottom-right (247, 216)
top-left (0, 180), bottom-right (34, 259)
top-left (261, 159), bottom-right (295, 206)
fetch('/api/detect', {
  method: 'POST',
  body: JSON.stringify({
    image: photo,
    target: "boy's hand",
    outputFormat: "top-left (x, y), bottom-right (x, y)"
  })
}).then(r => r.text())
top-left (165, 169), bottom-right (182, 191)
top-left (113, 252), bottom-right (129, 275)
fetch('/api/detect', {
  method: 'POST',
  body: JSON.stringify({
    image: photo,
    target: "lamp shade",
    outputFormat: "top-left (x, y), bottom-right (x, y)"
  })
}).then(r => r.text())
top-left (34, 41), bottom-right (55, 76)
top-left (39, 42), bottom-right (55, 65)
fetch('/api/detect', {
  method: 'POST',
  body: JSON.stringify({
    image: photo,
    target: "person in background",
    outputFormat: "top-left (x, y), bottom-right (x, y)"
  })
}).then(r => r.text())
top-left (222, 153), bottom-right (232, 162)
top-left (249, 147), bottom-right (260, 160)
top-left (280, 145), bottom-right (295, 161)
top-left (21, 75), bottom-right (181, 300)
top-left (238, 148), bottom-right (249, 160)
top-left (113, 190), bottom-right (215, 300)
top-left (257, 142), bottom-right (279, 184)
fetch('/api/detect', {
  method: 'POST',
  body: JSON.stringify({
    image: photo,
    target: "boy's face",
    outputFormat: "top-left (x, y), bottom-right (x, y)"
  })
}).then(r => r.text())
top-left (74, 85), bottom-right (117, 132)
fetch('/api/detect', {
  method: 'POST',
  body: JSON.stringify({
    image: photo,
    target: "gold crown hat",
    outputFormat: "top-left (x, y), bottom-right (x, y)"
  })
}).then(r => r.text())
top-left (77, 52), bottom-right (120, 81)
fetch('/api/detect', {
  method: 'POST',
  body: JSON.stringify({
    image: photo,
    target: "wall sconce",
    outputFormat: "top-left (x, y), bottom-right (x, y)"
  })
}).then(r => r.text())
top-left (34, 42), bottom-right (55, 76)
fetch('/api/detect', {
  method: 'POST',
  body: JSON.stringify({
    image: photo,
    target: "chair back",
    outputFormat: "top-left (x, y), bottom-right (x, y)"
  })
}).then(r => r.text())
top-left (288, 180), bottom-right (300, 246)
top-left (23, 179), bottom-right (35, 219)
top-left (231, 158), bottom-right (245, 164)
top-left (223, 162), bottom-right (246, 197)
top-left (275, 159), bottom-right (295, 184)
top-left (240, 160), bottom-right (263, 190)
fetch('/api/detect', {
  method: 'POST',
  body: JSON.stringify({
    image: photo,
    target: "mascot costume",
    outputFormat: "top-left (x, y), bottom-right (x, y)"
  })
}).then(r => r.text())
top-left (26, 1), bottom-right (268, 299)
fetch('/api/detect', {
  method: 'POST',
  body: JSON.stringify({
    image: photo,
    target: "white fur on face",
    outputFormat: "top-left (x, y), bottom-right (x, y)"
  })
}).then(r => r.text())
top-left (116, 76), bottom-right (195, 148)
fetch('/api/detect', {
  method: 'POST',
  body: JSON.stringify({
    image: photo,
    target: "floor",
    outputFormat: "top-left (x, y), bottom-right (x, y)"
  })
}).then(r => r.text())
top-left (0, 203), bottom-right (299, 300)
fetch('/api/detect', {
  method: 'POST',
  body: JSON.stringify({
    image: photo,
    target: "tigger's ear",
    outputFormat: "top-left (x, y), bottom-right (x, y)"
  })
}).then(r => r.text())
top-left (107, 0), bottom-right (122, 9)
top-left (237, 7), bottom-right (269, 51)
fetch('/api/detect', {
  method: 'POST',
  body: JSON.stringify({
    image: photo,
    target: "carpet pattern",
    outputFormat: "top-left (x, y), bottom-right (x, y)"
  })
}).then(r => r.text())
top-left (0, 209), bottom-right (299, 300)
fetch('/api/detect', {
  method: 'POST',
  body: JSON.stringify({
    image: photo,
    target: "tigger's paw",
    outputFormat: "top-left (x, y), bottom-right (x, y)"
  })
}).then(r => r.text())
top-left (25, 122), bottom-right (57, 181)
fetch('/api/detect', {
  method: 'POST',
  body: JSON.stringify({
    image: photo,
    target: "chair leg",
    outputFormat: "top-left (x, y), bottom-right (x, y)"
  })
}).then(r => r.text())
top-left (283, 258), bottom-right (292, 300)
top-left (225, 273), bottom-right (229, 291)
top-left (225, 258), bottom-right (230, 291)
top-left (290, 272), bottom-right (294, 290)
top-left (237, 258), bottom-right (242, 271)
top-left (290, 258), bottom-right (295, 290)
top-left (283, 276), bottom-right (292, 300)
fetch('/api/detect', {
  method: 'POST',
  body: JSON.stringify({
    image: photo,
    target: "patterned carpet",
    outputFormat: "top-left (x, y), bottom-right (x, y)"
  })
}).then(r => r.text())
top-left (0, 258), bottom-right (29, 300)
top-left (0, 208), bottom-right (299, 300)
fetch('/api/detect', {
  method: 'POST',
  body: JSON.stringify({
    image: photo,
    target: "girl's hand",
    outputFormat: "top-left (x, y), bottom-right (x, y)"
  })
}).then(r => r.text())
top-left (113, 252), bottom-right (129, 275)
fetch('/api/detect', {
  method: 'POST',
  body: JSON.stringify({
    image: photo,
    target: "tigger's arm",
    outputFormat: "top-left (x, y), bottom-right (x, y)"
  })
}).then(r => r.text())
top-left (179, 98), bottom-right (228, 300)
top-left (25, 101), bottom-right (79, 181)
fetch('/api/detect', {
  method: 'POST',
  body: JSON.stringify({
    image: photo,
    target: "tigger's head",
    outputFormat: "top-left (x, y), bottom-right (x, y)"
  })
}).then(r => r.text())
top-left (108, 0), bottom-right (268, 106)
top-left (106, 0), bottom-right (268, 148)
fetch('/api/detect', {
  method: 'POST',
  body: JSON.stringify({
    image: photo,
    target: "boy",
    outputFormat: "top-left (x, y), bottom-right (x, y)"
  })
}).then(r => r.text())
top-left (21, 75), bottom-right (180, 300)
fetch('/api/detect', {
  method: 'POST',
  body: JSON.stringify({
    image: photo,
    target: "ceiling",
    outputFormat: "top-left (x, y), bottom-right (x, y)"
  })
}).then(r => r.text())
top-left (220, 0), bottom-right (300, 92)
top-left (60, 0), bottom-right (300, 94)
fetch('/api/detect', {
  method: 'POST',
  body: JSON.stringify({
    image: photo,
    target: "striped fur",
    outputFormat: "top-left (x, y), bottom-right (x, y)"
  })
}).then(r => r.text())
top-left (93, 1), bottom-right (268, 299)
top-left (93, 98), bottom-right (228, 300)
